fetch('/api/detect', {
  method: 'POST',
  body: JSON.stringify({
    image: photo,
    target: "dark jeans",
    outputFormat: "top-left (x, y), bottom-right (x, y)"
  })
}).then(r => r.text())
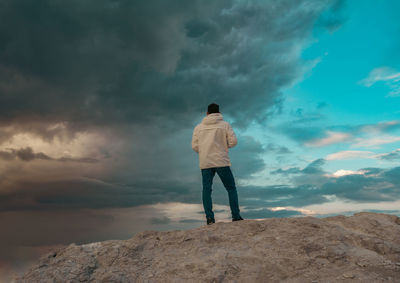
top-left (201, 166), bottom-right (241, 220)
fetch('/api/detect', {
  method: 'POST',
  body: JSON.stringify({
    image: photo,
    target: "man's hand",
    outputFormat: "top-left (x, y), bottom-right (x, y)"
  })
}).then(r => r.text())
top-left (227, 124), bottom-right (237, 148)
top-left (192, 126), bottom-right (199, 153)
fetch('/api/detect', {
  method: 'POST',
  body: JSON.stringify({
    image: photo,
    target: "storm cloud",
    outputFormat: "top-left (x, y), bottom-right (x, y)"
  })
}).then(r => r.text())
top-left (0, 146), bottom-right (98, 162)
top-left (241, 165), bottom-right (400, 209)
top-left (0, 0), bottom-right (346, 211)
top-left (0, 1), bottom-right (347, 280)
top-left (0, 0), bottom-right (344, 133)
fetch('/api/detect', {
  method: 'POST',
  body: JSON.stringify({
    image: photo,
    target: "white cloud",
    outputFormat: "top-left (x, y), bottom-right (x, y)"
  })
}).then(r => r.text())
top-left (375, 148), bottom-right (400, 160)
top-left (305, 131), bottom-right (350, 147)
top-left (360, 120), bottom-right (400, 134)
top-left (326, 169), bottom-right (368, 178)
top-left (359, 66), bottom-right (400, 97)
top-left (325, 150), bottom-right (375, 160)
top-left (303, 199), bottom-right (400, 216)
top-left (269, 206), bottom-right (315, 216)
top-left (352, 135), bottom-right (400, 148)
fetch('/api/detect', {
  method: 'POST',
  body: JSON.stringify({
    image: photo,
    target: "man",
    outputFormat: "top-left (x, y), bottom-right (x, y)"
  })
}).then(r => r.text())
top-left (192, 103), bottom-right (244, 225)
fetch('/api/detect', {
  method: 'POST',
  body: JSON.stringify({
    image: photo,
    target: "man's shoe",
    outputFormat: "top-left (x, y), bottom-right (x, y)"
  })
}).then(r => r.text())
top-left (232, 216), bottom-right (244, 222)
top-left (207, 218), bottom-right (215, 225)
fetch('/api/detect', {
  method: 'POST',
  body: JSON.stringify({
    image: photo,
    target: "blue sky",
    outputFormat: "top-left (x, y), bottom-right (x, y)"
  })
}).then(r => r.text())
top-left (1, 0), bottom-right (400, 280)
top-left (285, 0), bottom-right (400, 170)
top-left (226, 0), bottom-right (400, 215)
top-left (299, 0), bottom-right (400, 121)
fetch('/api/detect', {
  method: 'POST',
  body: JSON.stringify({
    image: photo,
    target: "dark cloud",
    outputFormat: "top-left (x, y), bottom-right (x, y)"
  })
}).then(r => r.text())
top-left (271, 158), bottom-right (325, 175)
top-left (0, 150), bottom-right (14, 160)
top-left (378, 149), bottom-right (400, 161)
top-left (12, 147), bottom-right (51, 161)
top-left (244, 165), bottom-right (400, 208)
top-left (0, 1), bottom-right (347, 280)
top-left (0, 0), bottom-right (344, 137)
top-left (302, 158), bottom-right (325, 174)
top-left (287, 106), bottom-right (327, 124)
top-left (0, 177), bottom-right (201, 212)
top-left (150, 216), bottom-right (172, 225)
top-left (4, 153), bottom-right (398, 221)
top-left (0, 0), bottom-right (346, 211)
top-left (4, 163), bottom-right (398, 222)
top-left (266, 143), bottom-right (292, 154)
top-left (240, 184), bottom-right (329, 208)
top-left (382, 166), bottom-right (400, 184)
top-left (321, 172), bottom-right (399, 202)
top-left (230, 135), bottom-right (267, 178)
top-left (315, 0), bottom-right (347, 32)
top-left (362, 167), bottom-right (385, 176)
top-left (0, 146), bottom-right (98, 162)
top-left (6, 156), bottom-right (391, 213)
top-left (0, 0), bottom-right (346, 217)
top-left (276, 124), bottom-right (326, 144)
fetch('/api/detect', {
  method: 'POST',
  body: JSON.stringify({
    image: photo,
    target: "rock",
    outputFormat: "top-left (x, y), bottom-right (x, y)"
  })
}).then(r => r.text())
top-left (342, 272), bottom-right (355, 279)
top-left (13, 212), bottom-right (400, 282)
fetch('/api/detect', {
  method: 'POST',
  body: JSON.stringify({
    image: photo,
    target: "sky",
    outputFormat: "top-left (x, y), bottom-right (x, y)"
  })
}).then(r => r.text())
top-left (1, 0), bottom-right (400, 281)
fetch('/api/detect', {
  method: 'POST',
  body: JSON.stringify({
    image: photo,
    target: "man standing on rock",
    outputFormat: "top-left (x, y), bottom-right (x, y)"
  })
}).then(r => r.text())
top-left (192, 103), bottom-right (244, 225)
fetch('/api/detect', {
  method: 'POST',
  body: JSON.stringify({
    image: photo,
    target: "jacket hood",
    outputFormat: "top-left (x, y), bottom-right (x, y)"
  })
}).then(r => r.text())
top-left (202, 113), bottom-right (223, 125)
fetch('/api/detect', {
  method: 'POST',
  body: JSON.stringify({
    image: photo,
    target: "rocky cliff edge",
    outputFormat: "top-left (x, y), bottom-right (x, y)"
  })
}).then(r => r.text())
top-left (14, 212), bottom-right (400, 282)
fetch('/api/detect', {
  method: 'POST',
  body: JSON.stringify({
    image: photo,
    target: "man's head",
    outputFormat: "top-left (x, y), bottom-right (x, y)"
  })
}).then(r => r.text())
top-left (207, 103), bottom-right (220, 115)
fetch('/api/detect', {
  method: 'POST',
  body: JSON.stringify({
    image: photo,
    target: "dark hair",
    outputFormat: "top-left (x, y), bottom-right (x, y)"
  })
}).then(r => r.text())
top-left (207, 103), bottom-right (220, 114)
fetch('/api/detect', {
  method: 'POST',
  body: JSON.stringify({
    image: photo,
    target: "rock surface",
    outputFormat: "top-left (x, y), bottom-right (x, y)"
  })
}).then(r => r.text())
top-left (14, 212), bottom-right (400, 282)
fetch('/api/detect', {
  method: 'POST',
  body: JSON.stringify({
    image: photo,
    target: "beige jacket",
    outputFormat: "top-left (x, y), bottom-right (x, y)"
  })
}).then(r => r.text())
top-left (192, 113), bottom-right (237, 169)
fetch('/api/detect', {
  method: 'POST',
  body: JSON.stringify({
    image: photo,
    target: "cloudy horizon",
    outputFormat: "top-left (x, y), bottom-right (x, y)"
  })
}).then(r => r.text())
top-left (1, 0), bottom-right (400, 281)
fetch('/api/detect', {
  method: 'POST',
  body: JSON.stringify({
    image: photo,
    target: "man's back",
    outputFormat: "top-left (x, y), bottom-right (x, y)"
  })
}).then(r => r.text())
top-left (192, 113), bottom-right (237, 169)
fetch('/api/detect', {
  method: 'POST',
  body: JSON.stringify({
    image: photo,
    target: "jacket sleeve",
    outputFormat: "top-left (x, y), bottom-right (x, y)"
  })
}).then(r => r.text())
top-left (226, 123), bottom-right (238, 148)
top-left (192, 126), bottom-right (199, 153)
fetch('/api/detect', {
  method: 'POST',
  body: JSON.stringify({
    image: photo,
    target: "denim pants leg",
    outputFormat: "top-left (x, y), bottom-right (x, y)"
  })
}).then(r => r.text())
top-left (215, 166), bottom-right (241, 219)
top-left (201, 168), bottom-right (216, 219)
